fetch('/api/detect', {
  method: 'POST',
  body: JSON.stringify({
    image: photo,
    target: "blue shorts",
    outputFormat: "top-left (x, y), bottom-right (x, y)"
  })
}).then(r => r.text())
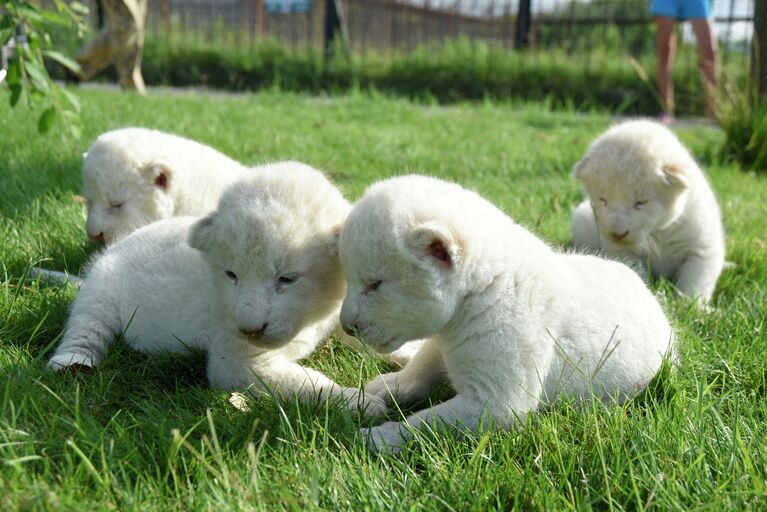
top-left (650, 0), bottom-right (712, 20)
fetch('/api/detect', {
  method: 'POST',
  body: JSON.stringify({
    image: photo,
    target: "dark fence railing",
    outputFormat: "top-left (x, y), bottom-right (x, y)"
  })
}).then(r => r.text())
top-left (137, 0), bottom-right (754, 57)
top-left (45, 0), bottom-right (757, 79)
top-left (43, 0), bottom-right (756, 55)
top-left (530, 0), bottom-right (754, 62)
top-left (342, 0), bottom-right (517, 54)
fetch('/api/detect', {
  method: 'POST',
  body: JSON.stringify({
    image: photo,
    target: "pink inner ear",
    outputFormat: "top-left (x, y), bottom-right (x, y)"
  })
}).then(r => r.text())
top-left (428, 239), bottom-right (451, 266)
top-left (154, 172), bottom-right (168, 190)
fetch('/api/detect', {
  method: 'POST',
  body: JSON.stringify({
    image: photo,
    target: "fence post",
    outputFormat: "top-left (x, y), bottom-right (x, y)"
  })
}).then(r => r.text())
top-left (324, 0), bottom-right (349, 58)
top-left (255, 0), bottom-right (265, 39)
top-left (515, 0), bottom-right (531, 49)
top-left (161, 0), bottom-right (170, 38)
top-left (502, 2), bottom-right (511, 49)
top-left (755, 0), bottom-right (767, 99)
top-left (241, 0), bottom-right (249, 45)
top-left (96, 0), bottom-right (105, 29)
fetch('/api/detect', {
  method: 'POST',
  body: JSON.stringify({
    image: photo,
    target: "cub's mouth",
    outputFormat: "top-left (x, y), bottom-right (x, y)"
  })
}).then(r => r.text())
top-left (600, 227), bottom-right (637, 247)
top-left (613, 234), bottom-right (641, 247)
top-left (368, 335), bottom-right (406, 354)
top-left (242, 333), bottom-right (291, 349)
top-left (238, 324), bottom-right (298, 349)
top-left (608, 229), bottom-right (631, 242)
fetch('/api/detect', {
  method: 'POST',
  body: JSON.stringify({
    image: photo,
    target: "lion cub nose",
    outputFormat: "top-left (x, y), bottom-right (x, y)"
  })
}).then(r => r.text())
top-left (610, 230), bottom-right (630, 241)
top-left (240, 323), bottom-right (268, 337)
top-left (89, 232), bottom-right (105, 242)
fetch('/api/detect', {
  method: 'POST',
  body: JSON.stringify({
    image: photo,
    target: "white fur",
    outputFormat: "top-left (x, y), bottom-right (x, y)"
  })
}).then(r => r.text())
top-left (50, 165), bottom-right (387, 416)
top-left (82, 127), bottom-right (251, 243)
top-left (80, 127), bottom-right (420, 365)
top-left (339, 175), bottom-right (674, 453)
top-left (571, 120), bottom-right (725, 304)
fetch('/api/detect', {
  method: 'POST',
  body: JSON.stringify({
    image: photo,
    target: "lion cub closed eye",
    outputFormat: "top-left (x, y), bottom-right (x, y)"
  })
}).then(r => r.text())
top-left (571, 119), bottom-right (725, 305)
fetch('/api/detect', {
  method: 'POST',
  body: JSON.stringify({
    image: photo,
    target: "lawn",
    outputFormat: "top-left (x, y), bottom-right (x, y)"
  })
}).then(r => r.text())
top-left (1, 88), bottom-right (766, 510)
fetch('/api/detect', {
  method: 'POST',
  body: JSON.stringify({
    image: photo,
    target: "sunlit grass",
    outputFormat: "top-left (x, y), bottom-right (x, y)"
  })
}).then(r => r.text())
top-left (1, 88), bottom-right (765, 509)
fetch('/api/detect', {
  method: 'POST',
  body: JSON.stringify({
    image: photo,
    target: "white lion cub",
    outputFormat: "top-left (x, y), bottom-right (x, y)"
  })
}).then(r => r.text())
top-left (571, 120), bottom-right (725, 304)
top-left (81, 127), bottom-right (249, 243)
top-left (49, 165), bottom-right (385, 416)
top-left (340, 175), bottom-right (674, 453)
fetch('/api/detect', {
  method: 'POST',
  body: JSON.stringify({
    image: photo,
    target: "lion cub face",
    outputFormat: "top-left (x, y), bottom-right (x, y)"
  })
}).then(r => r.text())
top-left (189, 172), bottom-right (348, 349)
top-left (339, 195), bottom-right (463, 354)
top-left (574, 124), bottom-right (690, 249)
top-left (82, 145), bottom-right (174, 244)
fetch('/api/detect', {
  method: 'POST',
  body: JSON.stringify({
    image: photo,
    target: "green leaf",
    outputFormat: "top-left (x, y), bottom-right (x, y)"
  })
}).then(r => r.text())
top-left (0, 15), bottom-right (16, 31)
top-left (61, 109), bottom-right (83, 139)
top-left (66, 120), bottom-right (82, 140)
top-left (9, 84), bottom-right (23, 107)
top-left (70, 2), bottom-right (91, 15)
top-left (17, 7), bottom-right (45, 24)
top-left (6, 59), bottom-right (21, 86)
top-left (24, 58), bottom-right (51, 93)
top-left (39, 9), bottom-right (73, 27)
top-left (37, 107), bottom-right (56, 133)
top-left (0, 27), bottom-right (12, 45)
top-left (28, 87), bottom-right (44, 99)
top-left (61, 108), bottom-right (78, 121)
top-left (58, 86), bottom-right (81, 113)
top-left (43, 50), bottom-right (81, 73)
top-left (27, 34), bottom-right (42, 51)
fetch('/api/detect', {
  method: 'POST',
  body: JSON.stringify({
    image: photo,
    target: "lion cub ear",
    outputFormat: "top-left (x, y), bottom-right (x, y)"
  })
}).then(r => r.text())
top-left (142, 160), bottom-right (173, 191)
top-left (188, 213), bottom-right (217, 252)
top-left (406, 222), bottom-right (461, 269)
top-left (660, 163), bottom-right (689, 189)
top-left (572, 158), bottom-right (591, 181)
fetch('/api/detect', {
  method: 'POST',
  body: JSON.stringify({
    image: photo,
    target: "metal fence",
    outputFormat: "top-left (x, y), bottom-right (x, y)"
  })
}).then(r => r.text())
top-left (56, 0), bottom-right (754, 81)
top-left (136, 0), bottom-right (754, 58)
top-left (530, 0), bottom-right (754, 62)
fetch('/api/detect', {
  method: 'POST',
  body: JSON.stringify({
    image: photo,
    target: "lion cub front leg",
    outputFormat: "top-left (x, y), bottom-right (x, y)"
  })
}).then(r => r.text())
top-left (48, 280), bottom-right (121, 371)
top-left (365, 337), bottom-right (446, 406)
top-left (207, 339), bottom-right (387, 418)
top-left (674, 254), bottom-right (723, 305)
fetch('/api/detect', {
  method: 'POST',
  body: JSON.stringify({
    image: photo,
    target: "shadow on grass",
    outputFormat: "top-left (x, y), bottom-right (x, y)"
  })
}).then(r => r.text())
top-left (0, 148), bottom-right (83, 218)
top-left (3, 241), bottom-right (96, 281)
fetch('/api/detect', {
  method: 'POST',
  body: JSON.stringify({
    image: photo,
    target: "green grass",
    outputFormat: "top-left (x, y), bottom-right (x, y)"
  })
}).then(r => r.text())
top-left (1, 88), bottom-right (766, 510)
top-left (719, 95), bottom-right (767, 173)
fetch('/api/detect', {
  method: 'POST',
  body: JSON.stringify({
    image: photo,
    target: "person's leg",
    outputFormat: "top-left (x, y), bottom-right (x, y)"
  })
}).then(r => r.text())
top-left (656, 16), bottom-right (678, 119)
top-left (690, 17), bottom-right (718, 117)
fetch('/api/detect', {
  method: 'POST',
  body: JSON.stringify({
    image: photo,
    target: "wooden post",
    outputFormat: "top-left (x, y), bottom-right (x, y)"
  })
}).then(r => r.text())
top-left (754, 0), bottom-right (767, 98)
top-left (255, 0), bottom-right (265, 40)
top-left (515, 0), bottom-right (531, 49)
top-left (97, 0), bottom-right (105, 29)
top-left (160, 0), bottom-right (173, 40)
top-left (241, 0), bottom-right (249, 45)
top-left (503, 2), bottom-right (512, 50)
